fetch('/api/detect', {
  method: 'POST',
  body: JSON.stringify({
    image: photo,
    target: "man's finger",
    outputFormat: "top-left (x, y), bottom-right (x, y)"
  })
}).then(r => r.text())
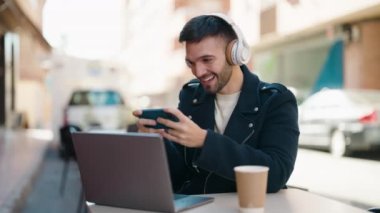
top-left (166, 128), bottom-right (181, 139)
top-left (147, 128), bottom-right (162, 134)
top-left (137, 118), bottom-right (157, 126)
top-left (161, 131), bottom-right (180, 144)
top-left (163, 108), bottom-right (187, 121)
top-left (157, 117), bottom-right (180, 130)
top-left (132, 110), bottom-right (142, 117)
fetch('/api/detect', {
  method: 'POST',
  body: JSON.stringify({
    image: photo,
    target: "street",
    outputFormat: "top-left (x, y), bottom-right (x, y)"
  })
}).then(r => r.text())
top-left (288, 148), bottom-right (380, 209)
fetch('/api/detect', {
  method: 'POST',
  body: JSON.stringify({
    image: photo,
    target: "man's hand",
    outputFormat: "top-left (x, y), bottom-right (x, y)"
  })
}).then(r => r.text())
top-left (157, 108), bottom-right (207, 148)
top-left (132, 110), bottom-right (163, 134)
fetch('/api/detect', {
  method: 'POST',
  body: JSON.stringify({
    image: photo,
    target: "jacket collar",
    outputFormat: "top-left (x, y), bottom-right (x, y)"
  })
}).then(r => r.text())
top-left (237, 65), bottom-right (261, 114)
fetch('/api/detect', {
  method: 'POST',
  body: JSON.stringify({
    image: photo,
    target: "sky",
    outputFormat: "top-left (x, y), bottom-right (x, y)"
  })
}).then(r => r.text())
top-left (43, 0), bottom-right (124, 59)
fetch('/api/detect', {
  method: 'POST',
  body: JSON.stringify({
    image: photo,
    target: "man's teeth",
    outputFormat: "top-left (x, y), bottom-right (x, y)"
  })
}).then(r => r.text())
top-left (203, 75), bottom-right (214, 81)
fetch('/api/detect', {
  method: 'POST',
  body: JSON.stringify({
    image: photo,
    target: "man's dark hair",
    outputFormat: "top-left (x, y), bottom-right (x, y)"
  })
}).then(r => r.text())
top-left (179, 15), bottom-right (237, 44)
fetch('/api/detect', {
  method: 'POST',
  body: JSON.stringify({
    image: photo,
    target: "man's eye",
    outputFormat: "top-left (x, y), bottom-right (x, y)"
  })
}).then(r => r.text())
top-left (203, 58), bottom-right (212, 63)
top-left (186, 61), bottom-right (193, 67)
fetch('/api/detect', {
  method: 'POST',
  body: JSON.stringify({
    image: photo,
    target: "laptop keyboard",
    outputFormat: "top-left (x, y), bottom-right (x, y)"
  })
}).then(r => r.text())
top-left (174, 194), bottom-right (189, 200)
top-left (173, 194), bottom-right (214, 212)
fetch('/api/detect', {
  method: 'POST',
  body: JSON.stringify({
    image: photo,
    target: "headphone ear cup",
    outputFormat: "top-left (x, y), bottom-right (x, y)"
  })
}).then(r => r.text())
top-left (226, 40), bottom-right (237, 65)
top-left (208, 13), bottom-right (251, 65)
top-left (236, 41), bottom-right (250, 65)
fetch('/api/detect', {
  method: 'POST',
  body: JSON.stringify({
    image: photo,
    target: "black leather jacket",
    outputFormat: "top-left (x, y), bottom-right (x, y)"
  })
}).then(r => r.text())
top-left (165, 65), bottom-right (299, 194)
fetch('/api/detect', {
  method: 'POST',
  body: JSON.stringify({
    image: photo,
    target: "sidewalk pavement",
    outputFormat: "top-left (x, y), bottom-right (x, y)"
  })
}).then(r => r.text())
top-left (22, 145), bottom-right (83, 213)
top-left (0, 129), bottom-right (52, 213)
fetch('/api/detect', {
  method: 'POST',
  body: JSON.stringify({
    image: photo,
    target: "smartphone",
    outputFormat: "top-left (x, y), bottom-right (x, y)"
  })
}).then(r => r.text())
top-left (139, 109), bottom-right (179, 129)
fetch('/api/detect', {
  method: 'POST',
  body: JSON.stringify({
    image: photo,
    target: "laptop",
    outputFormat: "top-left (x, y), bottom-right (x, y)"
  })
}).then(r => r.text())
top-left (72, 131), bottom-right (214, 212)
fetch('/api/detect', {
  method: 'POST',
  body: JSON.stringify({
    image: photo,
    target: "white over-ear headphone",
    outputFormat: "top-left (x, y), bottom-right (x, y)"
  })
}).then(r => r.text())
top-left (208, 13), bottom-right (251, 65)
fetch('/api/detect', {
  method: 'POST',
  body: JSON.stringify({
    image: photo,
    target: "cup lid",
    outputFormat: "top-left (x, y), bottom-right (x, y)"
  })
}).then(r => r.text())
top-left (234, 165), bottom-right (269, 173)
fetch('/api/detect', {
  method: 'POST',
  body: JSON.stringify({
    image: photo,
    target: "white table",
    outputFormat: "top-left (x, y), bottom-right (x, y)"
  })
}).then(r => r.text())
top-left (88, 188), bottom-right (367, 213)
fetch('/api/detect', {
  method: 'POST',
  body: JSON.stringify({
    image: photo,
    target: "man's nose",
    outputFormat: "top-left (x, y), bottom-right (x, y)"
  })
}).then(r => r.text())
top-left (192, 63), bottom-right (206, 78)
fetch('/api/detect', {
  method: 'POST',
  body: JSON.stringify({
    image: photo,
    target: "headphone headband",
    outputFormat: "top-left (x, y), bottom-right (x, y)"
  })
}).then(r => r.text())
top-left (207, 13), bottom-right (251, 65)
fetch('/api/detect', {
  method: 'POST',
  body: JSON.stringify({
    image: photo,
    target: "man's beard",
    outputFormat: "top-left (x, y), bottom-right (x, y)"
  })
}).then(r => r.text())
top-left (203, 63), bottom-right (233, 94)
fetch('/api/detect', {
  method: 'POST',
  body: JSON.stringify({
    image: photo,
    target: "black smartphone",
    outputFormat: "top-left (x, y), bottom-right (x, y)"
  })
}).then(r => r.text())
top-left (139, 109), bottom-right (179, 129)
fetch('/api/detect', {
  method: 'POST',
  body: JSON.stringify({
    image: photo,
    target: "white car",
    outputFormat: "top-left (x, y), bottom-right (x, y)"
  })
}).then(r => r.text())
top-left (63, 89), bottom-right (128, 130)
top-left (298, 89), bottom-right (380, 157)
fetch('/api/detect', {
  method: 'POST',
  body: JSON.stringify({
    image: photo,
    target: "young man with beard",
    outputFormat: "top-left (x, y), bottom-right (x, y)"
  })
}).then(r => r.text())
top-left (133, 14), bottom-right (299, 194)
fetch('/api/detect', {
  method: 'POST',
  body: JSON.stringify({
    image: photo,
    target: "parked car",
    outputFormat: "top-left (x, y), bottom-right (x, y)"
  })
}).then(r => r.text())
top-left (63, 89), bottom-right (128, 130)
top-left (298, 89), bottom-right (380, 157)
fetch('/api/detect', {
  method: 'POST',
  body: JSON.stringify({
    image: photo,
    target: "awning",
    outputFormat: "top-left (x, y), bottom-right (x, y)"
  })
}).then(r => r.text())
top-left (312, 39), bottom-right (344, 93)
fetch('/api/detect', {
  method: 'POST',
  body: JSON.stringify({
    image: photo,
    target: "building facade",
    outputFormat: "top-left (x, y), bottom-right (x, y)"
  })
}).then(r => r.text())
top-left (0, 0), bottom-right (51, 128)
top-left (254, 0), bottom-right (380, 95)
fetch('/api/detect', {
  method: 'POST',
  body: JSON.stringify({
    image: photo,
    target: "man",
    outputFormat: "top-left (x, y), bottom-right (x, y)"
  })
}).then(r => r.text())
top-left (133, 14), bottom-right (299, 194)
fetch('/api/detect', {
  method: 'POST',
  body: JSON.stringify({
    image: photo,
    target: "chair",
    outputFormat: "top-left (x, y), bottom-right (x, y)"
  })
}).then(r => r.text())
top-left (59, 124), bottom-right (87, 213)
top-left (127, 122), bottom-right (138, 132)
top-left (59, 124), bottom-right (81, 195)
top-left (59, 125), bottom-right (80, 160)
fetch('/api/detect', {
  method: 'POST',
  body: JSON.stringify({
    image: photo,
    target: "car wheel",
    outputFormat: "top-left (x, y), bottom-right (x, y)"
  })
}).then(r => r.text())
top-left (330, 130), bottom-right (347, 157)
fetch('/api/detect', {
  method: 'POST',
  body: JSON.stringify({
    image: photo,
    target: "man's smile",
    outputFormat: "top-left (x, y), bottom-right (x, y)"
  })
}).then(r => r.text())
top-left (199, 74), bottom-right (216, 84)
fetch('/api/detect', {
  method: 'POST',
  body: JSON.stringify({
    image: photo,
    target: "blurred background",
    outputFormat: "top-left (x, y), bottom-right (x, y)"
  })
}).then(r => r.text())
top-left (1, 0), bottom-right (380, 212)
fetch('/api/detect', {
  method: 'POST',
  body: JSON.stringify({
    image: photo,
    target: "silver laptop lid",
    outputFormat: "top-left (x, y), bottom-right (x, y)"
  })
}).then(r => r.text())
top-left (72, 132), bottom-right (176, 212)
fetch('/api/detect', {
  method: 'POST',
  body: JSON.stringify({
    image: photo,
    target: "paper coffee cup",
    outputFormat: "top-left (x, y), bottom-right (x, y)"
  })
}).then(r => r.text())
top-left (234, 166), bottom-right (269, 213)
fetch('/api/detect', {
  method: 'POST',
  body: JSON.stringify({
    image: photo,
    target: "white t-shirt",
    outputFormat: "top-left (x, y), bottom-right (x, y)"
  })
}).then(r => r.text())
top-left (214, 91), bottom-right (241, 134)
